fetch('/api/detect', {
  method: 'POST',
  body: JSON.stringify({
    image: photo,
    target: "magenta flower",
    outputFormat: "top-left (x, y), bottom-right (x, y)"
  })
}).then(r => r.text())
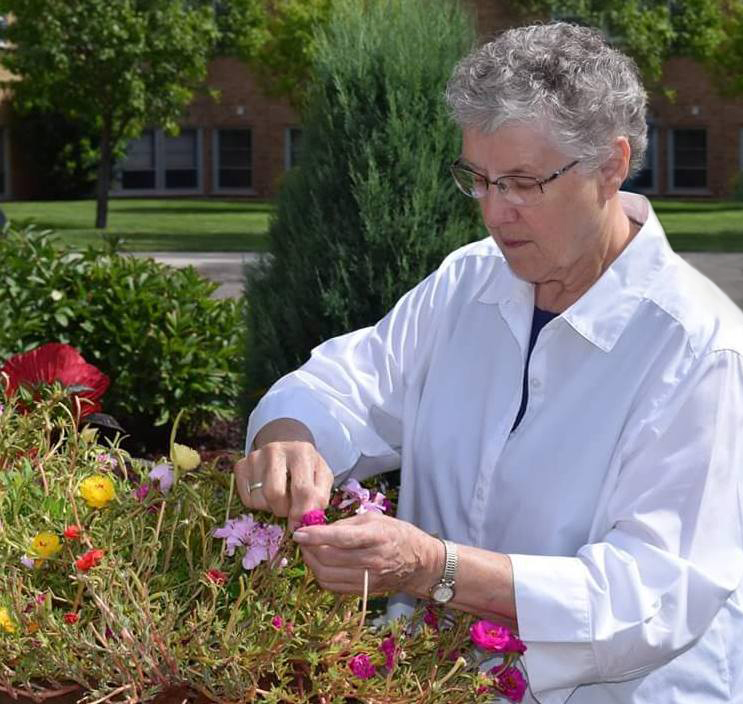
top-left (271, 615), bottom-right (284, 630)
top-left (132, 483), bottom-right (150, 502)
top-left (379, 636), bottom-right (398, 670)
top-left (490, 665), bottom-right (528, 702)
top-left (148, 463), bottom-right (174, 494)
top-left (423, 605), bottom-right (439, 631)
top-left (299, 509), bottom-right (327, 527)
top-left (507, 634), bottom-right (527, 655)
top-left (470, 620), bottom-right (512, 651)
top-left (348, 653), bottom-right (376, 679)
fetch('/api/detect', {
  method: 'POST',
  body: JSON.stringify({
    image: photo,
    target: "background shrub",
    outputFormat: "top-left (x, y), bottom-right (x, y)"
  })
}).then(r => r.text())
top-left (0, 225), bottom-right (243, 449)
top-left (243, 0), bottom-right (481, 407)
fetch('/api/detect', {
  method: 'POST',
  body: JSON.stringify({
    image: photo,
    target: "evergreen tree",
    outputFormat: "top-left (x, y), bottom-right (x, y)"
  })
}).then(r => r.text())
top-left (243, 0), bottom-right (480, 403)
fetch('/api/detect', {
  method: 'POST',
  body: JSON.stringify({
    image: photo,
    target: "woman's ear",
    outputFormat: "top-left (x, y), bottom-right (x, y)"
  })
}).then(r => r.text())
top-left (599, 136), bottom-right (631, 200)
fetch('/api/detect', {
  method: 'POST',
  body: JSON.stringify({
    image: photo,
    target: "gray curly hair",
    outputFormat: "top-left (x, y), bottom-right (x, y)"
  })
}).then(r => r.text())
top-left (446, 22), bottom-right (648, 177)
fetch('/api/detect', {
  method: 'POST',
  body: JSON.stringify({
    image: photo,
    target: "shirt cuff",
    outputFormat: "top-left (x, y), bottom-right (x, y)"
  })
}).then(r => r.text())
top-left (246, 388), bottom-right (361, 476)
top-left (509, 553), bottom-right (598, 698)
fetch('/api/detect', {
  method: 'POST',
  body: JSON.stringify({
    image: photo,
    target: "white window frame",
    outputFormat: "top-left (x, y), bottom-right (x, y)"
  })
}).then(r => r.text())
top-left (667, 127), bottom-right (710, 195)
top-left (284, 127), bottom-right (303, 171)
top-left (212, 128), bottom-right (255, 195)
top-left (111, 128), bottom-right (203, 196)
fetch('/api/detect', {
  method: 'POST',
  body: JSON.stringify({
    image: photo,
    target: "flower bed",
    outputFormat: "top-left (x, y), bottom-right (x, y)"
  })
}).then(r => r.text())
top-left (0, 352), bottom-right (527, 703)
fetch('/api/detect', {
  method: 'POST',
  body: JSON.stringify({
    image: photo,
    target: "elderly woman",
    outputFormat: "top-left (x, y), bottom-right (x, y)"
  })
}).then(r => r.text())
top-left (236, 22), bottom-right (743, 703)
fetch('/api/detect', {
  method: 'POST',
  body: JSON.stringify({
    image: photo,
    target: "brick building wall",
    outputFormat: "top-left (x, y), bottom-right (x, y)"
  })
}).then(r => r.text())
top-left (1, 2), bottom-right (742, 201)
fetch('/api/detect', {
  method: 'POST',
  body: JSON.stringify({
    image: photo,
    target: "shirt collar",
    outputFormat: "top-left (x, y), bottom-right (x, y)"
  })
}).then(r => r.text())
top-left (477, 193), bottom-right (673, 352)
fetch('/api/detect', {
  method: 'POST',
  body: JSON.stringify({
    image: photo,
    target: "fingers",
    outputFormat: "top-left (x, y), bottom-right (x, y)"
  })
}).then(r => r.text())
top-left (292, 513), bottom-right (383, 549)
top-left (234, 441), bottom-right (333, 524)
top-left (287, 453), bottom-right (334, 528)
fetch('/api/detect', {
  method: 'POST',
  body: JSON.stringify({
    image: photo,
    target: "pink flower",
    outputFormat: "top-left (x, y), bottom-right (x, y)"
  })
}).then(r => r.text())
top-left (379, 636), bottom-right (398, 669)
top-left (213, 515), bottom-right (284, 571)
top-left (271, 615), bottom-right (284, 630)
top-left (357, 491), bottom-right (388, 514)
top-left (490, 665), bottom-right (528, 702)
top-left (64, 612), bottom-right (79, 624)
top-left (20, 555), bottom-right (35, 569)
top-left (299, 509), bottom-right (327, 527)
top-left (348, 653), bottom-right (376, 679)
top-left (148, 464), bottom-right (174, 494)
top-left (470, 620), bottom-right (512, 651)
top-left (338, 479), bottom-right (370, 509)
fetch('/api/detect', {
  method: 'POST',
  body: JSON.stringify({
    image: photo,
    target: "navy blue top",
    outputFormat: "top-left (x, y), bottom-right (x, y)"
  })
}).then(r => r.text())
top-left (511, 306), bottom-right (559, 432)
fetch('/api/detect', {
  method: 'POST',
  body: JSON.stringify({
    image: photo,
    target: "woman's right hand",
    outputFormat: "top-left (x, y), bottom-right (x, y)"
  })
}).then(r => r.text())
top-left (234, 418), bottom-right (334, 528)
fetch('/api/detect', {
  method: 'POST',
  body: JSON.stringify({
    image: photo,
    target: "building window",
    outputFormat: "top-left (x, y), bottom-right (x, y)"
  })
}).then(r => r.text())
top-left (216, 129), bottom-right (252, 189)
top-left (625, 124), bottom-right (657, 192)
top-left (669, 128), bottom-right (707, 190)
top-left (164, 129), bottom-right (198, 189)
top-left (115, 128), bottom-right (202, 193)
top-left (120, 130), bottom-right (156, 190)
top-left (285, 127), bottom-right (303, 170)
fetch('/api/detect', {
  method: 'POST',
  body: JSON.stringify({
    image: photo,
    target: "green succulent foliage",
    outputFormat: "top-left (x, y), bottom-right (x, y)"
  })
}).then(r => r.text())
top-left (243, 0), bottom-right (481, 405)
top-left (0, 224), bottom-right (243, 435)
top-left (0, 394), bottom-right (496, 703)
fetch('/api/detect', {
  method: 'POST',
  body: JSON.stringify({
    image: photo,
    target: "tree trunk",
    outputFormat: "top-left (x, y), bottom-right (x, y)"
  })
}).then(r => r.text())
top-left (95, 121), bottom-right (113, 229)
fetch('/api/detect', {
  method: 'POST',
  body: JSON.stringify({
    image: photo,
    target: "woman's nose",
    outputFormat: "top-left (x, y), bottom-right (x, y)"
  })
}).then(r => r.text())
top-left (479, 189), bottom-right (519, 230)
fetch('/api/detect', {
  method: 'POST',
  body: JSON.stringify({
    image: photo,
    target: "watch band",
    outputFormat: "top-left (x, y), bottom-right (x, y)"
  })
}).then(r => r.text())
top-left (429, 537), bottom-right (458, 604)
top-left (441, 539), bottom-right (458, 583)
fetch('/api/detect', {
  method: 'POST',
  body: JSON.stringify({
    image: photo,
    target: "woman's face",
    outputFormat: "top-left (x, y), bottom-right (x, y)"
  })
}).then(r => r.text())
top-left (460, 125), bottom-right (610, 288)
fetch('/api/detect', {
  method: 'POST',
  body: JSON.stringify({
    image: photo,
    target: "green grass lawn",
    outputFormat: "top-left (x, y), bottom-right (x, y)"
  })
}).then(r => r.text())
top-left (1, 198), bottom-right (274, 252)
top-left (652, 200), bottom-right (743, 252)
top-left (1, 197), bottom-right (742, 252)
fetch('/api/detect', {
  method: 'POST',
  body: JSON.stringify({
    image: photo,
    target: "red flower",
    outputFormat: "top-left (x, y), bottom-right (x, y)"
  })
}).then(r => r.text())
top-left (75, 548), bottom-right (105, 571)
top-left (64, 525), bottom-right (82, 540)
top-left (63, 612), bottom-right (79, 624)
top-left (1, 343), bottom-right (109, 418)
top-left (206, 569), bottom-right (227, 585)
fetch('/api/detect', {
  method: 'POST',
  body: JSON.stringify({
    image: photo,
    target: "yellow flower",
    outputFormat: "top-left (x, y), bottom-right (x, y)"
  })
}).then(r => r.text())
top-left (0, 607), bottom-right (16, 634)
top-left (172, 443), bottom-right (201, 472)
top-left (30, 531), bottom-right (61, 559)
top-left (80, 426), bottom-right (99, 443)
top-left (79, 474), bottom-right (116, 508)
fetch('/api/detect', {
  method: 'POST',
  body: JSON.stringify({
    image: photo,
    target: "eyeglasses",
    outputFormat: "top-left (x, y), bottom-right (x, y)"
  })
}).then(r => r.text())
top-left (450, 159), bottom-right (580, 206)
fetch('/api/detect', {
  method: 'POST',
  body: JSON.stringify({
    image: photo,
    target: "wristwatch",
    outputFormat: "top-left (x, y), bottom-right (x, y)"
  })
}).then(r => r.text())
top-left (429, 538), bottom-right (458, 604)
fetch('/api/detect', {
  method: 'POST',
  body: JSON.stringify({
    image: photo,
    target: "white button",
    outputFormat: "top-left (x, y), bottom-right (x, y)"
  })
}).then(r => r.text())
top-left (530, 377), bottom-right (542, 390)
top-left (476, 487), bottom-right (485, 500)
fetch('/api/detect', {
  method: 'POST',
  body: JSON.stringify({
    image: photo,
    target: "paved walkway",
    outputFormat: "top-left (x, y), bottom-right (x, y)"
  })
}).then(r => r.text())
top-left (131, 251), bottom-right (743, 310)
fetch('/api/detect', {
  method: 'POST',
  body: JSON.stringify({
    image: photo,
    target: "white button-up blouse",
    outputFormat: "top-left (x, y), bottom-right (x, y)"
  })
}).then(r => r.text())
top-left (246, 193), bottom-right (743, 704)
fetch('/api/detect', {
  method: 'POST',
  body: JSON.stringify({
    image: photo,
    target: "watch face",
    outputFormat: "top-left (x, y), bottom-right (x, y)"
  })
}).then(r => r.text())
top-left (431, 583), bottom-right (454, 604)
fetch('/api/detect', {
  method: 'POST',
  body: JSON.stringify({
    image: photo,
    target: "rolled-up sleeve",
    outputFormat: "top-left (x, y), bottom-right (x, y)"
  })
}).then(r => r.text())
top-left (510, 349), bottom-right (743, 702)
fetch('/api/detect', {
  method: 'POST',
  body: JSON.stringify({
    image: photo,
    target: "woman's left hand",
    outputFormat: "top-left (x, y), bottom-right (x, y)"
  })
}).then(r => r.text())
top-left (292, 512), bottom-right (442, 596)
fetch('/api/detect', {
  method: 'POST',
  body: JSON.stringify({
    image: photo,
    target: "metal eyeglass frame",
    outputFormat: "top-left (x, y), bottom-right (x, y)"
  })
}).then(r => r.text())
top-left (450, 159), bottom-right (580, 202)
